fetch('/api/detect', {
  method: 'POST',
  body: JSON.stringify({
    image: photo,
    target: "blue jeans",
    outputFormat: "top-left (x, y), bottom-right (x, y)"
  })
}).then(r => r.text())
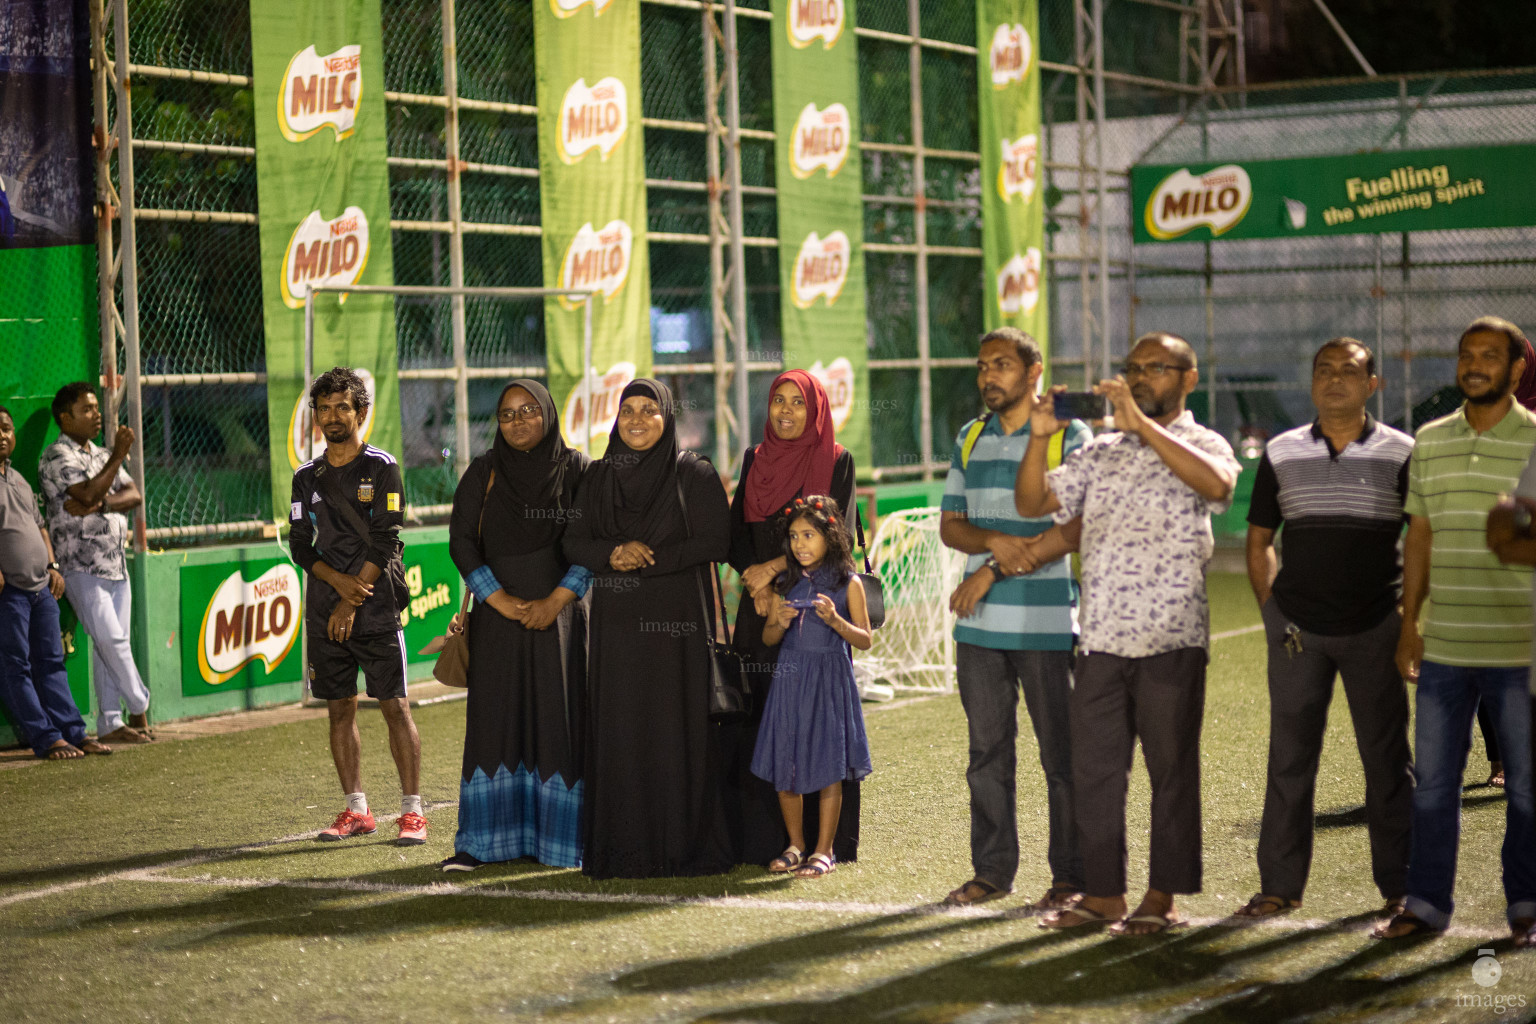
top-left (0, 586), bottom-right (87, 756)
top-left (1403, 660), bottom-right (1536, 928)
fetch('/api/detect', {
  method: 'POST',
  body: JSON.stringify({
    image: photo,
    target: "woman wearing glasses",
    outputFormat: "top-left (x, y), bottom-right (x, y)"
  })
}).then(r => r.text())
top-left (442, 380), bottom-right (594, 871)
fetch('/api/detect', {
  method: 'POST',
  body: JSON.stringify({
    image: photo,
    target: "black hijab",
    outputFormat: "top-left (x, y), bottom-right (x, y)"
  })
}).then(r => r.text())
top-left (485, 379), bottom-right (580, 556)
top-left (586, 377), bottom-right (683, 547)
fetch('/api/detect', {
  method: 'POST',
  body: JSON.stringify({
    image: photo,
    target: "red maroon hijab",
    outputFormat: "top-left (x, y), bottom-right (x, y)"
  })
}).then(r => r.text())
top-left (743, 369), bottom-right (842, 522)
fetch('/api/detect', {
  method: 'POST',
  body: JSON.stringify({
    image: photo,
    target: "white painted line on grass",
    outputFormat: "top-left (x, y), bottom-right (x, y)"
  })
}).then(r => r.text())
top-left (1211, 624), bottom-right (1265, 641)
top-left (119, 870), bottom-right (1513, 940)
top-left (0, 802), bottom-right (456, 911)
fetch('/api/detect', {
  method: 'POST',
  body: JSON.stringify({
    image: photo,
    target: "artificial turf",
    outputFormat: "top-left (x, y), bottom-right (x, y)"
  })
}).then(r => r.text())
top-left (2, 573), bottom-right (1532, 1023)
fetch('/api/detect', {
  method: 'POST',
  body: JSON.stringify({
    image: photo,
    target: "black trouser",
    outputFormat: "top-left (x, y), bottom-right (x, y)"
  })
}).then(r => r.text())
top-left (1072, 647), bottom-right (1205, 898)
top-left (955, 644), bottom-right (1081, 891)
top-left (1256, 599), bottom-right (1412, 902)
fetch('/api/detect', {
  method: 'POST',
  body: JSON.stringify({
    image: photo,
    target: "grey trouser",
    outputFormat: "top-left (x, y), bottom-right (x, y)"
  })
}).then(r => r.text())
top-left (1258, 598), bottom-right (1412, 902)
top-left (1073, 647), bottom-right (1205, 898)
top-left (956, 643), bottom-right (1081, 891)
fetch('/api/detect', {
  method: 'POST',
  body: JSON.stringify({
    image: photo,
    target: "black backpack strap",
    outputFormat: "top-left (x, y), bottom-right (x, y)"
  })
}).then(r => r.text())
top-left (313, 459), bottom-right (399, 609)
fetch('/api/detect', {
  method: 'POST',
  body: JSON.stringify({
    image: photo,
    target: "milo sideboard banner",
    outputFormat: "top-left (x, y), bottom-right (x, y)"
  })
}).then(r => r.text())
top-left (251, 0), bottom-right (401, 518)
top-left (770, 0), bottom-right (870, 468)
top-left (976, 1), bottom-right (1048, 361)
top-left (1133, 144), bottom-right (1536, 244)
top-left (535, 0), bottom-right (652, 455)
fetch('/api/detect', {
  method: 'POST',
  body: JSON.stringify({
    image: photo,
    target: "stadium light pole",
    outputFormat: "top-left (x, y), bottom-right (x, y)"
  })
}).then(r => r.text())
top-left (723, 0), bottom-right (751, 458)
top-left (113, 0), bottom-right (147, 553)
top-left (442, 0), bottom-right (471, 478)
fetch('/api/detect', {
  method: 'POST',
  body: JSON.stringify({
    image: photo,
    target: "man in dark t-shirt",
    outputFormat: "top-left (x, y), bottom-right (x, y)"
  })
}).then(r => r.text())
top-left (1236, 337), bottom-right (1414, 922)
top-left (289, 367), bottom-right (425, 846)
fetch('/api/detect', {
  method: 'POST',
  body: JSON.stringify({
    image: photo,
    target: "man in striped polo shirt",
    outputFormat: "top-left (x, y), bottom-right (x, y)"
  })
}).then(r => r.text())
top-left (939, 327), bottom-right (1091, 909)
top-left (1378, 316), bottom-right (1536, 940)
top-left (1236, 338), bottom-right (1414, 922)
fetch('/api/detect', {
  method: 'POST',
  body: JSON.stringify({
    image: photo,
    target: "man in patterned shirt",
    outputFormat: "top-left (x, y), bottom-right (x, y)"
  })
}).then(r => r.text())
top-left (39, 382), bottom-right (153, 745)
top-left (1016, 331), bottom-right (1241, 935)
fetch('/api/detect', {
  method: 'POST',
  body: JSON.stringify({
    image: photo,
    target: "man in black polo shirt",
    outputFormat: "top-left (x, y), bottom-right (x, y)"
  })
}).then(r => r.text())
top-left (289, 367), bottom-right (425, 846)
top-left (1235, 337), bottom-right (1414, 919)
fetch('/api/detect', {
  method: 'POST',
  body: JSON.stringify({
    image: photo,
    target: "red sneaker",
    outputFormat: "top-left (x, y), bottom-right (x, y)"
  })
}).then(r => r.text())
top-left (397, 811), bottom-right (428, 846)
top-left (317, 808), bottom-right (376, 841)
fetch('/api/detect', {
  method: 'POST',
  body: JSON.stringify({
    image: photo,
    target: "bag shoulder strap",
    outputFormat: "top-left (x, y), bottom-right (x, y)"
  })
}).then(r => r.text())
top-left (959, 414), bottom-right (991, 469)
top-left (458, 467), bottom-right (496, 616)
top-left (674, 452), bottom-right (727, 642)
top-left (853, 504), bottom-right (873, 575)
top-left (313, 457), bottom-right (399, 609)
top-left (1048, 428), bottom-right (1066, 470)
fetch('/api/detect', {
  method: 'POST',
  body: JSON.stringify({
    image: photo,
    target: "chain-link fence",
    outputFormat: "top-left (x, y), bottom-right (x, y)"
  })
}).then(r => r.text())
top-left (102, 0), bottom-right (1536, 545)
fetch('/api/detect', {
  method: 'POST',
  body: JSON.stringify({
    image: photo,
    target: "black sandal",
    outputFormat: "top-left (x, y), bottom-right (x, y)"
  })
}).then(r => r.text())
top-left (944, 877), bottom-right (1012, 907)
top-left (794, 852), bottom-right (836, 878)
top-left (1234, 893), bottom-right (1301, 918)
top-left (1372, 911), bottom-right (1444, 939)
top-left (768, 846), bottom-right (805, 873)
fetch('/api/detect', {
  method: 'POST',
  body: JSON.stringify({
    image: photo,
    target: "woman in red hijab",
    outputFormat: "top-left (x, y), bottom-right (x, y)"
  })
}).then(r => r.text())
top-left (725, 369), bottom-right (860, 867)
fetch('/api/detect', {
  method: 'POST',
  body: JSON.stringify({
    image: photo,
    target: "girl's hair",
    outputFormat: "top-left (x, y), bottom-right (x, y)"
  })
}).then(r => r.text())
top-left (774, 494), bottom-right (855, 592)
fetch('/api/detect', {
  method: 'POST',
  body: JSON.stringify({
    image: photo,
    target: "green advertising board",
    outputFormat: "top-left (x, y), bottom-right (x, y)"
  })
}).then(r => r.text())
top-left (250, 0), bottom-right (402, 518)
top-left (770, 0), bottom-right (870, 467)
top-left (1133, 143), bottom-right (1536, 244)
top-left (179, 540), bottom-right (461, 696)
top-left (534, 0), bottom-right (652, 456)
top-left (977, 1), bottom-right (1049, 362)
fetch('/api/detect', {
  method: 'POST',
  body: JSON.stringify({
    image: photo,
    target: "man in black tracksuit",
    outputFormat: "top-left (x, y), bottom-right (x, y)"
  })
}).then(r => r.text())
top-left (289, 366), bottom-right (426, 846)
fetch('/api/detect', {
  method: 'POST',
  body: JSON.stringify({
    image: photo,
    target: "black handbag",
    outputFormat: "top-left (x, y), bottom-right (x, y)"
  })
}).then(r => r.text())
top-left (854, 505), bottom-right (885, 631)
top-left (674, 454), bottom-right (751, 722)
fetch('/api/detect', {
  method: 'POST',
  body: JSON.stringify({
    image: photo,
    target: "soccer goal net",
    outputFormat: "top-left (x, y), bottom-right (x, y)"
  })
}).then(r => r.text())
top-left (853, 507), bottom-right (967, 695)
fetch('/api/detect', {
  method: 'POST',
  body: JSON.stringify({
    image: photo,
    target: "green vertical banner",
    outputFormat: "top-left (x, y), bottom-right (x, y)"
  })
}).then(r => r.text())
top-left (977, 2), bottom-right (1048, 361)
top-left (535, 0), bottom-right (652, 455)
top-left (771, 0), bottom-right (870, 467)
top-left (251, 0), bottom-right (401, 516)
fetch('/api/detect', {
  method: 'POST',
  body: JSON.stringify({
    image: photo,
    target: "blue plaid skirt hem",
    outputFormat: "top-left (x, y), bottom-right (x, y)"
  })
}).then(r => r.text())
top-left (454, 763), bottom-right (583, 868)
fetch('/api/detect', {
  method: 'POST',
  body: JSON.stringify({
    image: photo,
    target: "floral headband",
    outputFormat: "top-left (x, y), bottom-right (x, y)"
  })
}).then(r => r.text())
top-left (781, 495), bottom-right (837, 525)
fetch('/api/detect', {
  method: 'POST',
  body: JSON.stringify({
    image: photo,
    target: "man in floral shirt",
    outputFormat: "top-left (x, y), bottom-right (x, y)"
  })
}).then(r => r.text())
top-left (39, 382), bottom-right (153, 744)
top-left (1015, 331), bottom-right (1241, 936)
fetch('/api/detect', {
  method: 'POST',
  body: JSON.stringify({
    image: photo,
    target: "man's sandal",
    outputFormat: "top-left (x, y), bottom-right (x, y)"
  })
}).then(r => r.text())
top-left (1234, 893), bottom-right (1301, 918)
top-left (943, 878), bottom-right (1013, 907)
top-left (1039, 904), bottom-right (1112, 930)
top-left (1513, 918), bottom-right (1536, 949)
top-left (1371, 911), bottom-right (1444, 940)
top-left (1036, 884), bottom-right (1083, 913)
top-left (768, 847), bottom-right (805, 873)
top-left (1111, 912), bottom-right (1188, 936)
top-left (794, 852), bottom-right (836, 878)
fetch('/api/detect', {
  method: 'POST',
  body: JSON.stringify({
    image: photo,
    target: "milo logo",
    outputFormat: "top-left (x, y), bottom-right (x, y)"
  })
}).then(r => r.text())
top-left (562, 361), bottom-right (638, 448)
top-left (1145, 165), bottom-right (1253, 240)
top-left (287, 367), bottom-right (378, 469)
top-left (997, 134), bottom-right (1038, 204)
top-left (279, 45), bottom-right (362, 143)
top-left (989, 24), bottom-right (1031, 87)
top-left (558, 77), bottom-right (628, 164)
top-left (550, 0), bottom-right (614, 17)
top-left (558, 220), bottom-right (634, 309)
top-left (197, 564), bottom-right (301, 684)
top-left (791, 230), bottom-right (850, 309)
top-left (807, 357), bottom-right (854, 431)
top-left (996, 249), bottom-right (1042, 317)
top-left (788, 0), bottom-right (844, 49)
top-left (790, 102), bottom-right (851, 180)
top-left (280, 207), bottom-right (371, 310)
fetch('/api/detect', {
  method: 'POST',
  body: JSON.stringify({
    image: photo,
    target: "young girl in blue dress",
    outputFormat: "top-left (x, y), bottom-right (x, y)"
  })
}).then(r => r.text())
top-left (751, 495), bottom-right (873, 879)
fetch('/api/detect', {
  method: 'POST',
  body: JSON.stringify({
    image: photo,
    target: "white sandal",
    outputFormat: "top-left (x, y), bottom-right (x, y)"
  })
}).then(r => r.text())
top-left (768, 846), bottom-right (805, 873)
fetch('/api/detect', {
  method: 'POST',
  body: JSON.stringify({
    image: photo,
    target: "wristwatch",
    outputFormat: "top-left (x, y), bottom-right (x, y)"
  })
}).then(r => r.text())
top-left (46, 561), bottom-right (61, 573)
top-left (1515, 504), bottom-right (1534, 536)
top-left (984, 555), bottom-right (1004, 581)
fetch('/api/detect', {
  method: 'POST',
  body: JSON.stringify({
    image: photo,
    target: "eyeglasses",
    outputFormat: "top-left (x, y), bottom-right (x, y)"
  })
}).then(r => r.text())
top-left (1121, 361), bottom-right (1192, 379)
top-left (497, 404), bottom-right (543, 422)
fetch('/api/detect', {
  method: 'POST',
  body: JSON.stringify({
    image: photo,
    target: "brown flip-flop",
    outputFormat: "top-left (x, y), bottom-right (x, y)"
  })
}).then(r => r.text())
top-left (1040, 905), bottom-right (1112, 930)
top-left (1234, 893), bottom-right (1301, 918)
top-left (79, 739), bottom-right (113, 755)
top-left (42, 741), bottom-right (84, 760)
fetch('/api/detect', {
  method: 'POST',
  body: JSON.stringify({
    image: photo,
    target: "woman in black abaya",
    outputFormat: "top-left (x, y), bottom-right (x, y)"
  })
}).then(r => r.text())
top-left (564, 378), bottom-right (734, 879)
top-left (443, 379), bottom-right (591, 871)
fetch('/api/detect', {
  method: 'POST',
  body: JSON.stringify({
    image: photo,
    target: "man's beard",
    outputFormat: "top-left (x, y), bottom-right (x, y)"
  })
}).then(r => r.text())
top-left (1134, 389), bottom-right (1176, 418)
top-left (984, 387), bottom-right (1024, 413)
top-left (1460, 367), bottom-right (1512, 406)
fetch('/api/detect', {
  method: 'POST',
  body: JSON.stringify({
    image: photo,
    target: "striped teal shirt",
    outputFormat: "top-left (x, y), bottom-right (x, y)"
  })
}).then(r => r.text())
top-left (1405, 400), bottom-right (1536, 667)
top-left (941, 414), bottom-right (1091, 651)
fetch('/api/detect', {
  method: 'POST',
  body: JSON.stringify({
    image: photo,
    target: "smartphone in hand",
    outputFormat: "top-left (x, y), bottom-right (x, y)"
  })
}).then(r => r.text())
top-left (1053, 391), bottom-right (1108, 422)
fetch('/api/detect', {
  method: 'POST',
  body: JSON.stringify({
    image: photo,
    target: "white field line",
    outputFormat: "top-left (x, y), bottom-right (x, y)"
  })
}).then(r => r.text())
top-left (0, 803), bottom-right (453, 911)
top-left (117, 870), bottom-right (1514, 939)
top-left (1211, 624), bottom-right (1265, 641)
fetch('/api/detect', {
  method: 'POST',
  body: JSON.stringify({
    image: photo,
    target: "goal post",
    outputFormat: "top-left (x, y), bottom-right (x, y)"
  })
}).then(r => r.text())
top-left (853, 507), bottom-right (967, 695)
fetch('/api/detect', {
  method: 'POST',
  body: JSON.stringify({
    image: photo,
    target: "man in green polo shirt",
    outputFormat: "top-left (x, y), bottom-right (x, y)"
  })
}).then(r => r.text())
top-left (1377, 316), bottom-right (1536, 941)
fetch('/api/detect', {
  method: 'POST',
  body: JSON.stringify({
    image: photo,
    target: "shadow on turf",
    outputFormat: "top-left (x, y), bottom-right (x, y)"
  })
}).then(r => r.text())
top-left (661, 911), bottom-right (1494, 1023)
